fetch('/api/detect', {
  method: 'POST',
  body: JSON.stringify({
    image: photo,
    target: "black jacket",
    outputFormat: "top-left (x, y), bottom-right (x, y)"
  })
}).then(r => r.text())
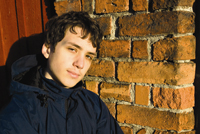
top-left (0, 54), bottom-right (123, 134)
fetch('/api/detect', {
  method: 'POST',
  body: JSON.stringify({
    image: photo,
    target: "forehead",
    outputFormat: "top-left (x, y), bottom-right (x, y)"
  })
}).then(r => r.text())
top-left (59, 27), bottom-right (96, 52)
top-left (65, 26), bottom-right (95, 47)
top-left (63, 27), bottom-right (94, 47)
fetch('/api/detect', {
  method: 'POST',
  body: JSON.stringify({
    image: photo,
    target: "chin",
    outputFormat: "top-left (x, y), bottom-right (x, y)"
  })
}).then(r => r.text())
top-left (62, 81), bottom-right (79, 89)
top-left (58, 77), bottom-right (82, 88)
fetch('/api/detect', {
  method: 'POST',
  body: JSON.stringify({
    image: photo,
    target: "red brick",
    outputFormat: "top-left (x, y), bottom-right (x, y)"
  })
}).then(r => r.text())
top-left (54, 1), bottom-right (81, 16)
top-left (152, 0), bottom-right (195, 10)
top-left (99, 40), bottom-right (131, 58)
top-left (54, 0), bottom-right (94, 15)
top-left (86, 59), bottom-right (115, 77)
top-left (100, 82), bottom-right (131, 102)
top-left (135, 85), bottom-right (150, 106)
top-left (153, 35), bottom-right (196, 61)
top-left (132, 40), bottom-right (148, 59)
top-left (178, 131), bottom-right (195, 134)
top-left (85, 81), bottom-right (99, 94)
top-left (117, 61), bottom-right (195, 85)
top-left (137, 128), bottom-right (146, 134)
top-left (95, 0), bottom-right (129, 13)
top-left (132, 0), bottom-right (148, 11)
top-left (82, 0), bottom-right (93, 13)
top-left (119, 11), bottom-right (195, 36)
top-left (177, 12), bottom-right (195, 33)
top-left (121, 126), bottom-right (133, 134)
top-left (153, 130), bottom-right (195, 134)
top-left (117, 105), bottom-right (194, 131)
top-left (104, 102), bottom-right (116, 118)
top-left (95, 17), bottom-right (112, 36)
top-left (179, 131), bottom-right (195, 134)
top-left (119, 13), bottom-right (150, 36)
top-left (153, 86), bottom-right (194, 109)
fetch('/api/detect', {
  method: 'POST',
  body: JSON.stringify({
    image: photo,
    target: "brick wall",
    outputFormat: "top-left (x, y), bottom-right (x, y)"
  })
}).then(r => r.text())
top-left (54, 0), bottom-right (196, 133)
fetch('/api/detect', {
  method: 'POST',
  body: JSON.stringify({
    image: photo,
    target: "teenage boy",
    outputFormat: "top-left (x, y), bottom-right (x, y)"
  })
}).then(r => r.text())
top-left (0, 11), bottom-right (124, 134)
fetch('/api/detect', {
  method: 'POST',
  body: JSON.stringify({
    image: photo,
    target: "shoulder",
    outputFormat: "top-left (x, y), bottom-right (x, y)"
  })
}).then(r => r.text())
top-left (82, 88), bottom-right (99, 98)
top-left (81, 88), bottom-right (102, 104)
top-left (80, 88), bottom-right (109, 113)
top-left (0, 94), bottom-right (28, 120)
top-left (0, 97), bottom-right (24, 130)
top-left (0, 91), bottom-right (38, 122)
top-left (0, 92), bottom-right (39, 133)
top-left (0, 102), bottom-right (38, 134)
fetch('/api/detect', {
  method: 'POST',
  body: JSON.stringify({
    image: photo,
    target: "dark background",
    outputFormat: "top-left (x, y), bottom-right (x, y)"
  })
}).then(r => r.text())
top-left (0, 0), bottom-right (56, 108)
top-left (194, 0), bottom-right (200, 132)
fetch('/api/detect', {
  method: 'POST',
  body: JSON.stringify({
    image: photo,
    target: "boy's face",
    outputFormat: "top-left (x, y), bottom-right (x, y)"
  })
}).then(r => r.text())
top-left (42, 27), bottom-right (96, 88)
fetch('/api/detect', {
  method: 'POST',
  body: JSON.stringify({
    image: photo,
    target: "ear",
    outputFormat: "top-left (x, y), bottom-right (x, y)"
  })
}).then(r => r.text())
top-left (41, 44), bottom-right (51, 59)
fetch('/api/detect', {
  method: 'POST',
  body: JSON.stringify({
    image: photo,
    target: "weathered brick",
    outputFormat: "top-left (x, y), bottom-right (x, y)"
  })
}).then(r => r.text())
top-left (119, 11), bottom-right (195, 36)
top-left (82, 0), bottom-right (93, 13)
top-left (104, 102), bottom-right (116, 118)
top-left (119, 13), bottom-right (150, 36)
top-left (152, 0), bottom-right (195, 10)
top-left (153, 35), bottom-right (196, 61)
top-left (121, 126), bottom-right (133, 134)
top-left (135, 85), bottom-right (150, 106)
top-left (137, 128), bottom-right (146, 134)
top-left (152, 86), bottom-right (194, 109)
top-left (54, 0), bottom-right (81, 16)
top-left (86, 59), bottom-right (115, 77)
top-left (117, 105), bottom-right (194, 131)
top-left (99, 40), bottom-right (131, 58)
top-left (95, 17), bottom-right (112, 36)
top-left (100, 82), bottom-right (131, 102)
top-left (178, 131), bottom-right (195, 134)
top-left (153, 130), bottom-right (195, 134)
top-left (132, 0), bottom-right (148, 11)
top-left (95, 0), bottom-right (129, 13)
top-left (117, 61), bottom-right (195, 85)
top-left (177, 12), bottom-right (195, 33)
top-left (85, 81), bottom-right (99, 94)
top-left (132, 40), bottom-right (148, 59)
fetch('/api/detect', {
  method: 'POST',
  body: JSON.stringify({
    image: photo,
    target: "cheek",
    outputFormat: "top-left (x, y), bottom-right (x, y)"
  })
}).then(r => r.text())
top-left (48, 56), bottom-right (65, 72)
top-left (49, 52), bottom-right (67, 66)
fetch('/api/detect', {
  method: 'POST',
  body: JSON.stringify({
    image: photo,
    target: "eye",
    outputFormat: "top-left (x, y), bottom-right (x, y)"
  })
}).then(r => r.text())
top-left (86, 55), bottom-right (93, 60)
top-left (68, 47), bottom-right (77, 52)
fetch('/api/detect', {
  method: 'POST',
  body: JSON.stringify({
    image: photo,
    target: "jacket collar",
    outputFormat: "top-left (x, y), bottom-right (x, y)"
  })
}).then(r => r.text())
top-left (39, 68), bottom-right (83, 99)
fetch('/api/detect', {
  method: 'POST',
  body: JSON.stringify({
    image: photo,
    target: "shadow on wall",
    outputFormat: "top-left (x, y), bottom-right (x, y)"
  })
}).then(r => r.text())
top-left (0, 33), bottom-right (45, 109)
top-left (43, 0), bottom-right (57, 20)
top-left (194, 0), bottom-right (200, 132)
top-left (0, 0), bottom-right (57, 109)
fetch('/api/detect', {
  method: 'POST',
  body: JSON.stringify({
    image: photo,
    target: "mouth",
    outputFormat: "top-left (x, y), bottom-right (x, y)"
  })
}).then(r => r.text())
top-left (67, 70), bottom-right (80, 79)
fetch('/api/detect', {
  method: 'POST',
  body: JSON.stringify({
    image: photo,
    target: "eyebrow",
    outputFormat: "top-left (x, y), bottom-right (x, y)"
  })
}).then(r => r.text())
top-left (68, 42), bottom-right (97, 56)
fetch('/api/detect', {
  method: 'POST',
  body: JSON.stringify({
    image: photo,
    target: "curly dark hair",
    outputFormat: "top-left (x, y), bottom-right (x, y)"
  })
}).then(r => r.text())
top-left (44, 11), bottom-right (103, 51)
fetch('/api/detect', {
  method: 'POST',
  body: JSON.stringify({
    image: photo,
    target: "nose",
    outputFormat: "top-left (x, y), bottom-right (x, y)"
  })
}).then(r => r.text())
top-left (73, 54), bottom-right (84, 69)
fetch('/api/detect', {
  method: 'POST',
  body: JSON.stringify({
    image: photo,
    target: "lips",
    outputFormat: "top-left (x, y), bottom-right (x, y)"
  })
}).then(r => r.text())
top-left (67, 70), bottom-right (80, 78)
